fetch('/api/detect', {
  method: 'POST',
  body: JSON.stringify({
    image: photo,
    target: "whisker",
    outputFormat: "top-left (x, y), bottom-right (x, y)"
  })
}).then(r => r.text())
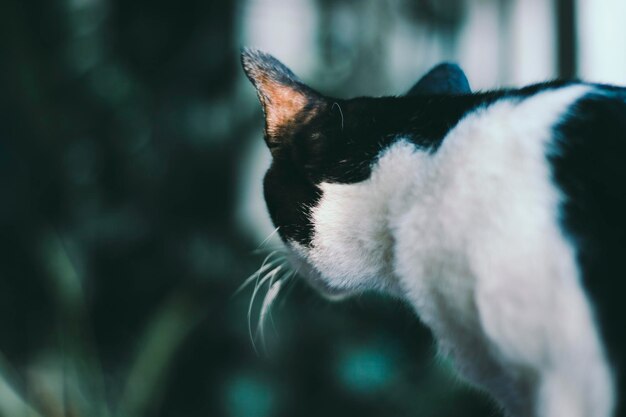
top-left (267, 270), bottom-right (296, 335)
top-left (332, 102), bottom-right (345, 131)
top-left (247, 263), bottom-right (277, 350)
top-left (242, 252), bottom-right (284, 330)
top-left (256, 227), bottom-right (281, 249)
top-left (238, 249), bottom-right (283, 294)
top-left (233, 260), bottom-right (276, 297)
top-left (248, 265), bottom-right (283, 354)
top-left (257, 274), bottom-right (287, 353)
top-left (251, 246), bottom-right (285, 255)
top-left (278, 269), bottom-right (299, 309)
top-left (241, 243), bottom-right (299, 355)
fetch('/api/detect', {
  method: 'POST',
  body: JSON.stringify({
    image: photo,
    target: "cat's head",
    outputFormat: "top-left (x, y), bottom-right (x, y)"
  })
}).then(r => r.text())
top-left (241, 48), bottom-right (469, 299)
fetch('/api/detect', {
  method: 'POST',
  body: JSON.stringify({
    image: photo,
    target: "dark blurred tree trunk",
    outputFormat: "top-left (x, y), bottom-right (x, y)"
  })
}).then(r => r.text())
top-left (556, 0), bottom-right (578, 79)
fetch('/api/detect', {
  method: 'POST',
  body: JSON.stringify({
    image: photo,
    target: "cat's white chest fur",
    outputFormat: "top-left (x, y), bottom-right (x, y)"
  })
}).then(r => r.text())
top-left (306, 86), bottom-right (615, 417)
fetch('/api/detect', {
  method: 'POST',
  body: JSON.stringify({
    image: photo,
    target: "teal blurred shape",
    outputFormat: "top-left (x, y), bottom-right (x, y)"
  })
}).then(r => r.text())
top-left (338, 345), bottom-right (394, 394)
top-left (225, 374), bottom-right (275, 417)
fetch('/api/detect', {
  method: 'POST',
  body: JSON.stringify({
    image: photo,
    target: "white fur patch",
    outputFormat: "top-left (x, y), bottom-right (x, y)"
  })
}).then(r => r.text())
top-left (293, 85), bottom-right (615, 417)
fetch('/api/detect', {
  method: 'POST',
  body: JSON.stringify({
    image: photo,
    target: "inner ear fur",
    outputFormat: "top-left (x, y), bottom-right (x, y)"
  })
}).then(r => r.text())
top-left (241, 48), bottom-right (324, 149)
top-left (257, 78), bottom-right (313, 138)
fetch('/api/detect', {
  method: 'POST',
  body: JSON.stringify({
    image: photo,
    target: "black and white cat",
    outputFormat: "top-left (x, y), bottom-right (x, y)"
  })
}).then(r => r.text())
top-left (241, 48), bottom-right (626, 417)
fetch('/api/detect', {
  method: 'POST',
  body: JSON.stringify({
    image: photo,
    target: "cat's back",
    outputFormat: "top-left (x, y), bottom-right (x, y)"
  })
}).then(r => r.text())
top-left (549, 84), bottom-right (626, 417)
top-left (391, 83), bottom-right (626, 416)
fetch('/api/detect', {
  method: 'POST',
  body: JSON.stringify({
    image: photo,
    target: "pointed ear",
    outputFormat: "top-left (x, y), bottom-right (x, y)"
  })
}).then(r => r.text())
top-left (406, 62), bottom-right (471, 96)
top-left (241, 48), bottom-right (323, 151)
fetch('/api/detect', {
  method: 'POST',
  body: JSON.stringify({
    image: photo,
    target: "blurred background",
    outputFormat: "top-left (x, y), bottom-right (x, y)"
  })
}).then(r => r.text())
top-left (0, 0), bottom-right (625, 416)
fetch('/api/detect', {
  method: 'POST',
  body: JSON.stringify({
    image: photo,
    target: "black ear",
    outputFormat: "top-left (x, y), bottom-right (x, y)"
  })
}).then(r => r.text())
top-left (241, 48), bottom-right (324, 152)
top-left (406, 62), bottom-right (471, 96)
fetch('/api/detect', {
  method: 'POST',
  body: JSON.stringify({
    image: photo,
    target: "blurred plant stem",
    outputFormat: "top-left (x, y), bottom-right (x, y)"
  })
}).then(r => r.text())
top-left (118, 291), bottom-right (207, 417)
top-left (0, 351), bottom-right (44, 417)
top-left (40, 230), bottom-right (110, 417)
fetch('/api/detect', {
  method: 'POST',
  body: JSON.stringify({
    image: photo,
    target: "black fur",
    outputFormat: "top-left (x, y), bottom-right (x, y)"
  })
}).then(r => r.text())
top-left (549, 88), bottom-right (626, 416)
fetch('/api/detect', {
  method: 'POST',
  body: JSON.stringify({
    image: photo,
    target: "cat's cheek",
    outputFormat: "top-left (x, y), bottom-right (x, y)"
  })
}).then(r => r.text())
top-left (286, 241), bottom-right (357, 301)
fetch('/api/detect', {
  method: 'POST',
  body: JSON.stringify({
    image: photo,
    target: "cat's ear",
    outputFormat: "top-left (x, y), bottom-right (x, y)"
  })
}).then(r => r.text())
top-left (241, 48), bottom-right (324, 152)
top-left (406, 63), bottom-right (471, 96)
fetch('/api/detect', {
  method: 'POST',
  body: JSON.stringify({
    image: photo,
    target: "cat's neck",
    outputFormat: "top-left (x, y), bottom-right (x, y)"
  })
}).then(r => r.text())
top-left (307, 140), bottom-right (427, 296)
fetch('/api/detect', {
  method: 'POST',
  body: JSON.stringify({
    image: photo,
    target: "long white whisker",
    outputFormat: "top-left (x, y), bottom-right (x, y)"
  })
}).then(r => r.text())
top-left (253, 264), bottom-right (286, 345)
top-left (267, 270), bottom-right (295, 335)
top-left (233, 257), bottom-right (282, 297)
top-left (278, 268), bottom-right (299, 308)
top-left (252, 246), bottom-right (283, 255)
top-left (242, 250), bottom-right (286, 354)
top-left (241, 242), bottom-right (299, 355)
top-left (257, 277), bottom-right (285, 354)
top-left (234, 249), bottom-right (285, 298)
top-left (247, 263), bottom-right (276, 353)
top-left (248, 265), bottom-right (283, 354)
top-left (257, 227), bottom-right (280, 249)
top-left (278, 271), bottom-right (298, 308)
top-left (258, 267), bottom-right (295, 345)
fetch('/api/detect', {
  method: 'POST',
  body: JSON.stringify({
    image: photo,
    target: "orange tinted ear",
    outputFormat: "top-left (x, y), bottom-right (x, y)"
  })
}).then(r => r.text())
top-left (241, 49), bottom-right (321, 147)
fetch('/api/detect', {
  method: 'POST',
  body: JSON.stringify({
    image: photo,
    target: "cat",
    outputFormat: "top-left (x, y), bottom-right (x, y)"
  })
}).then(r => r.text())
top-left (241, 48), bottom-right (626, 417)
